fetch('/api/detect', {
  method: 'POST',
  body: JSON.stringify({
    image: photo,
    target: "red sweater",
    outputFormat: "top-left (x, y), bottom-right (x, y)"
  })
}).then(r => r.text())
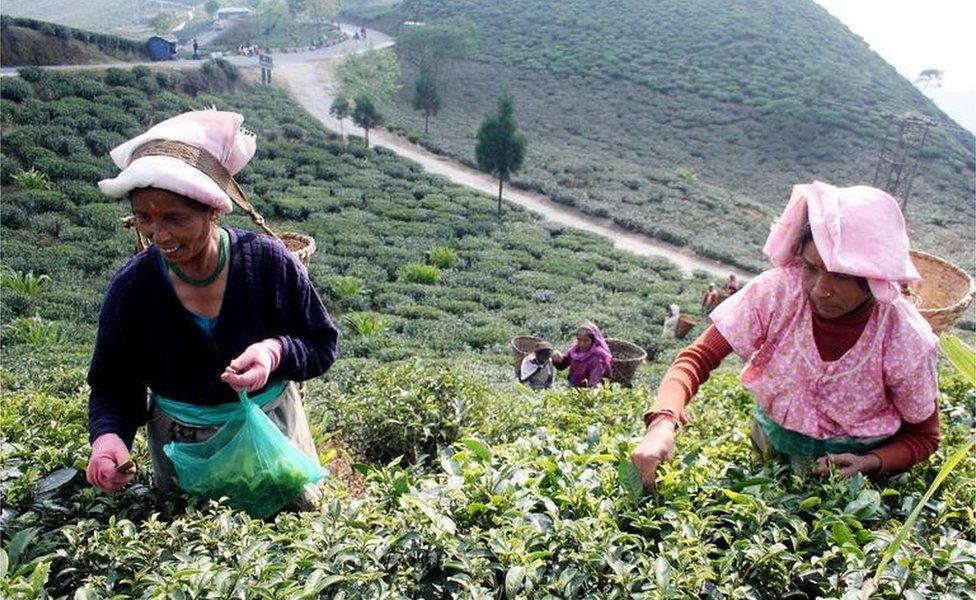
top-left (646, 301), bottom-right (940, 473)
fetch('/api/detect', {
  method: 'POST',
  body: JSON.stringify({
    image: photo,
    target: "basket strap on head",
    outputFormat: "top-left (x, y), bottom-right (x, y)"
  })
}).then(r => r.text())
top-left (131, 139), bottom-right (279, 240)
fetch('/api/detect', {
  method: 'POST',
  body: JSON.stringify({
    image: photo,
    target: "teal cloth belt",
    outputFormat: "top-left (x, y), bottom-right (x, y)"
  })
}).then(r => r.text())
top-left (154, 379), bottom-right (287, 427)
top-left (754, 405), bottom-right (890, 457)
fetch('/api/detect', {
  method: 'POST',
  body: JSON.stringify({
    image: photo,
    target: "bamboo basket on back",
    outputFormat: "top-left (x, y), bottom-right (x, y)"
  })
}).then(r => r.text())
top-left (904, 250), bottom-right (975, 334)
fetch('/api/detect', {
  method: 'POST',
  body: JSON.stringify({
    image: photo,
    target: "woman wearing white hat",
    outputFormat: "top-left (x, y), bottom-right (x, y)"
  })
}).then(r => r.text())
top-left (85, 110), bottom-right (338, 509)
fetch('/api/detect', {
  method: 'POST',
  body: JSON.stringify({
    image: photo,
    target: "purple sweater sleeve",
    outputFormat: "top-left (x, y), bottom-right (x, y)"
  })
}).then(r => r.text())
top-left (87, 272), bottom-right (149, 447)
top-left (274, 253), bottom-right (339, 381)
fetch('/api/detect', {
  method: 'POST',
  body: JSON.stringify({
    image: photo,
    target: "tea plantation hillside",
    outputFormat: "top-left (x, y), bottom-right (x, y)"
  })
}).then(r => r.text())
top-left (350, 0), bottom-right (975, 272)
top-left (0, 16), bottom-right (145, 66)
top-left (1, 67), bottom-right (974, 597)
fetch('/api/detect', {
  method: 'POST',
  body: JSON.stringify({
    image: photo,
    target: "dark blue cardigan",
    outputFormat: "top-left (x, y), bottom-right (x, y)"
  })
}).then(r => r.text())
top-left (87, 228), bottom-right (338, 447)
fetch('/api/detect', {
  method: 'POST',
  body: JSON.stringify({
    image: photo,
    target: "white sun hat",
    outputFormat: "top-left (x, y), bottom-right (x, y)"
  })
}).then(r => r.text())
top-left (97, 109), bottom-right (257, 213)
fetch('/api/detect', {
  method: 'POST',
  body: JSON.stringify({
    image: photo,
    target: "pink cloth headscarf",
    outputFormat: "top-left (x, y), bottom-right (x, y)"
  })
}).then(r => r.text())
top-left (567, 321), bottom-right (613, 372)
top-left (762, 181), bottom-right (920, 303)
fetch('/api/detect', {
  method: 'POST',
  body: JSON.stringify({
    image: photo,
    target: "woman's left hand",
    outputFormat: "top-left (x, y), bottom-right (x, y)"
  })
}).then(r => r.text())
top-left (221, 339), bottom-right (283, 392)
top-left (813, 453), bottom-right (881, 478)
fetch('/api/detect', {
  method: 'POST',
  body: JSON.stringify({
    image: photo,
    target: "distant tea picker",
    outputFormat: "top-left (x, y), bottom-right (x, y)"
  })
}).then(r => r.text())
top-left (85, 110), bottom-right (337, 514)
top-left (632, 181), bottom-right (948, 488)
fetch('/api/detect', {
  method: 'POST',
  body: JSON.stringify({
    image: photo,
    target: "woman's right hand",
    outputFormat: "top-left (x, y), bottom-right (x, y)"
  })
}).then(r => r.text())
top-left (630, 417), bottom-right (676, 490)
top-left (86, 433), bottom-right (135, 492)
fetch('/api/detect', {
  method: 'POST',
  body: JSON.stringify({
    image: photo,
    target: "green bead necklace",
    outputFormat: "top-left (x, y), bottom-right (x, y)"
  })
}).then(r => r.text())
top-left (169, 228), bottom-right (229, 287)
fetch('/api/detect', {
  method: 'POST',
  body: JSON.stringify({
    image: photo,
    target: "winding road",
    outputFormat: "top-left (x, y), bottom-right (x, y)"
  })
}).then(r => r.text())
top-left (1, 23), bottom-right (752, 279)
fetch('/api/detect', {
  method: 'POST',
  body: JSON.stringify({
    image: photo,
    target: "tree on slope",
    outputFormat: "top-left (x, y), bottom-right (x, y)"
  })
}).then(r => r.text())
top-left (412, 64), bottom-right (441, 134)
top-left (475, 94), bottom-right (527, 219)
top-left (330, 95), bottom-right (351, 141)
top-left (352, 95), bottom-right (383, 147)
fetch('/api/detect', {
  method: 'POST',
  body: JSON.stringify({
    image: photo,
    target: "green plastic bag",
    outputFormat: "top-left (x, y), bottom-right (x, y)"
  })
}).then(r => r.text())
top-left (163, 390), bottom-right (327, 518)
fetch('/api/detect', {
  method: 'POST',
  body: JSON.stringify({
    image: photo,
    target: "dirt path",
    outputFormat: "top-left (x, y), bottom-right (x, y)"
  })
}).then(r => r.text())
top-left (275, 34), bottom-right (752, 279)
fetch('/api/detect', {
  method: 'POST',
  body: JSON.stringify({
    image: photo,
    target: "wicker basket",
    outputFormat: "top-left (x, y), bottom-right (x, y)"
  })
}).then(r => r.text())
top-left (511, 335), bottom-right (544, 377)
top-left (606, 338), bottom-right (647, 385)
top-left (905, 250), bottom-right (975, 334)
top-left (674, 315), bottom-right (697, 339)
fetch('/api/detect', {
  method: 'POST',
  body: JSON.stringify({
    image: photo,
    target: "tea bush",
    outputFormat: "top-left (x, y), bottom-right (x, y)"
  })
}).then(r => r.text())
top-left (427, 245), bottom-right (459, 269)
top-left (399, 262), bottom-right (441, 284)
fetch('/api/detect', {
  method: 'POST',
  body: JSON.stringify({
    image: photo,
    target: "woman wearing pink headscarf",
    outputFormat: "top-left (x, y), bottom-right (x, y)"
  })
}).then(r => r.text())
top-left (552, 322), bottom-right (613, 388)
top-left (631, 182), bottom-right (940, 489)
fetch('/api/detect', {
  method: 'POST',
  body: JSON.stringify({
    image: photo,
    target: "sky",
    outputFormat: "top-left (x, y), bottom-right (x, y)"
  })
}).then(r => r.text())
top-left (814, 0), bottom-right (976, 134)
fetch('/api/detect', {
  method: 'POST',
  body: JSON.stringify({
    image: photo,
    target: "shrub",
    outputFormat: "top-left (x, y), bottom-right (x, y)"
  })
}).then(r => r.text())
top-left (342, 311), bottom-right (387, 336)
top-left (29, 212), bottom-right (69, 238)
top-left (0, 78), bottom-right (32, 102)
top-left (326, 276), bottom-right (364, 300)
top-left (15, 67), bottom-right (45, 83)
top-left (0, 269), bottom-right (52, 297)
top-left (3, 315), bottom-right (63, 346)
top-left (104, 68), bottom-right (136, 87)
top-left (281, 123), bottom-right (305, 140)
top-left (399, 263), bottom-right (440, 284)
top-left (427, 246), bottom-right (458, 269)
top-left (675, 166), bottom-right (697, 183)
top-left (324, 362), bottom-right (486, 464)
top-left (60, 181), bottom-right (106, 206)
top-left (1, 205), bottom-right (27, 229)
top-left (11, 168), bottom-right (49, 189)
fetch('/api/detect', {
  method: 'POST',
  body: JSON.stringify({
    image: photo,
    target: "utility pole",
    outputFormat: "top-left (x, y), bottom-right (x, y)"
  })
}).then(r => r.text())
top-left (871, 112), bottom-right (934, 215)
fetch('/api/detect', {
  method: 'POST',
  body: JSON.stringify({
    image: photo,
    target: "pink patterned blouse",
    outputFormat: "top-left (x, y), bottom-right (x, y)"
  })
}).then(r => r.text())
top-left (710, 263), bottom-right (938, 439)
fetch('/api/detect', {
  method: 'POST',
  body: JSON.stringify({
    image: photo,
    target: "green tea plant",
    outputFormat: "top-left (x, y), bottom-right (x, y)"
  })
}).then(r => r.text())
top-left (341, 311), bottom-right (386, 336)
top-left (10, 168), bottom-right (49, 190)
top-left (3, 314), bottom-right (63, 345)
top-left (427, 245), bottom-right (458, 269)
top-left (398, 262), bottom-right (441, 284)
top-left (0, 269), bottom-right (51, 297)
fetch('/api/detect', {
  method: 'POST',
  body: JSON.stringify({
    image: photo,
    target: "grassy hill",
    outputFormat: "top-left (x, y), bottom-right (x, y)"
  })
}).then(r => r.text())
top-left (0, 16), bottom-right (146, 66)
top-left (348, 0), bottom-right (975, 273)
top-left (0, 67), bottom-right (973, 597)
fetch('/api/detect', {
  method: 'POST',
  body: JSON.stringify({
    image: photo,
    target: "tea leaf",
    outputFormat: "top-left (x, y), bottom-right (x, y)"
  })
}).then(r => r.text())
top-left (941, 335), bottom-right (976, 386)
top-left (34, 467), bottom-right (77, 495)
top-left (505, 565), bottom-right (526, 598)
top-left (458, 437), bottom-right (491, 462)
top-left (869, 442), bottom-right (974, 590)
top-left (618, 460), bottom-right (644, 502)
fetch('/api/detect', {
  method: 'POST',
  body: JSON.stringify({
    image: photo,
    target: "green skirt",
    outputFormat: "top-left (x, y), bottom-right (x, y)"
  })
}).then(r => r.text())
top-left (753, 405), bottom-right (889, 457)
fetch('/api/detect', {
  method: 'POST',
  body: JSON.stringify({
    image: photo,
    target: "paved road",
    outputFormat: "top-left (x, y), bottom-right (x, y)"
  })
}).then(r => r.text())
top-left (1, 23), bottom-right (751, 279)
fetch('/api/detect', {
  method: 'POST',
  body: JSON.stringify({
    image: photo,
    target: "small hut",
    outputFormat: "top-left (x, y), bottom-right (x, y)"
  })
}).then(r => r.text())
top-left (146, 35), bottom-right (178, 61)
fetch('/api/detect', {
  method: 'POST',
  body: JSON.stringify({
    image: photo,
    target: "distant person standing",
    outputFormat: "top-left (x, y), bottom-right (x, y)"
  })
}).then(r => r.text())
top-left (725, 274), bottom-right (741, 296)
top-left (701, 283), bottom-right (721, 314)
top-left (360, 26), bottom-right (367, 40)
top-left (192, 38), bottom-right (200, 60)
top-left (661, 304), bottom-right (680, 339)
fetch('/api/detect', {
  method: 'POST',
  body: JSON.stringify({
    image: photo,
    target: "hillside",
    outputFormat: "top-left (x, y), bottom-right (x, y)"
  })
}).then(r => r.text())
top-left (349, 0), bottom-right (975, 272)
top-left (0, 18), bottom-right (145, 66)
top-left (0, 65), bottom-right (973, 597)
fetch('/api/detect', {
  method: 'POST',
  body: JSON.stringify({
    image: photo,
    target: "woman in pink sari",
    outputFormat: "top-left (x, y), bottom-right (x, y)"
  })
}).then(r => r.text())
top-left (552, 322), bottom-right (613, 388)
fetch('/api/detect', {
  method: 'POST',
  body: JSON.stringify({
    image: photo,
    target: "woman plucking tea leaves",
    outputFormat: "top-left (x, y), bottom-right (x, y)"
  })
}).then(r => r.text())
top-left (632, 182), bottom-right (941, 489)
top-left (85, 110), bottom-right (337, 513)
